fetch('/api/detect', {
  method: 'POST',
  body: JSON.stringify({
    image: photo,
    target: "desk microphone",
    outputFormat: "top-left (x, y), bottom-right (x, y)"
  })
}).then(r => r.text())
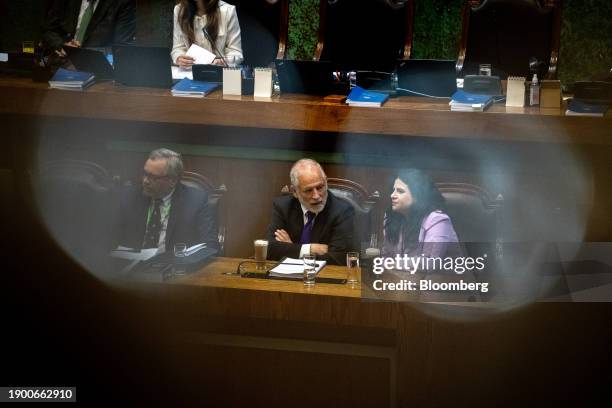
top-left (202, 27), bottom-right (228, 67)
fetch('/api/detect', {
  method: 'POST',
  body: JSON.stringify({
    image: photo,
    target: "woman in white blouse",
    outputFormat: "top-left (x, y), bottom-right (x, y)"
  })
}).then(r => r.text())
top-left (172, 0), bottom-right (243, 68)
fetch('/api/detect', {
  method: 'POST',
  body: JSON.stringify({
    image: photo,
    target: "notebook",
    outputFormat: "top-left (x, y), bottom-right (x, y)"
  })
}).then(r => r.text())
top-left (48, 67), bottom-right (95, 90)
top-left (171, 78), bottom-right (219, 97)
top-left (346, 86), bottom-right (389, 107)
top-left (449, 90), bottom-right (494, 112)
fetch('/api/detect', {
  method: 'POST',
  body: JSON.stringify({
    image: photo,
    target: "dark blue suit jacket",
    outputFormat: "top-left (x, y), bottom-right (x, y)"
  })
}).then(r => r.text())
top-left (266, 192), bottom-right (355, 265)
top-left (116, 182), bottom-right (217, 251)
top-left (42, 0), bottom-right (135, 50)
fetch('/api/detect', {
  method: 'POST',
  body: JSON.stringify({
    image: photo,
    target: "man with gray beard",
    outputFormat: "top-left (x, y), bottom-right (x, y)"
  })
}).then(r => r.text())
top-left (266, 159), bottom-right (355, 265)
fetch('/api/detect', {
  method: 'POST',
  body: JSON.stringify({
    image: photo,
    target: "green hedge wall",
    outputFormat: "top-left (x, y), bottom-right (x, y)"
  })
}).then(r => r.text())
top-left (287, 0), bottom-right (612, 85)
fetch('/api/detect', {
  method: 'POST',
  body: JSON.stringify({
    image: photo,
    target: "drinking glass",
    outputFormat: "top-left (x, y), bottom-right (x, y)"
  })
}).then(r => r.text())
top-left (173, 242), bottom-right (187, 276)
top-left (254, 239), bottom-right (268, 271)
top-left (303, 255), bottom-right (317, 286)
top-left (346, 251), bottom-right (360, 285)
top-left (479, 63), bottom-right (492, 76)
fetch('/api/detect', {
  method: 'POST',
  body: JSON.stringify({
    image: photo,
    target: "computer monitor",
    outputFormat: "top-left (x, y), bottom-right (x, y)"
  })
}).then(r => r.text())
top-left (396, 59), bottom-right (457, 98)
top-left (65, 46), bottom-right (114, 80)
top-left (276, 60), bottom-right (335, 96)
top-left (112, 45), bottom-right (173, 89)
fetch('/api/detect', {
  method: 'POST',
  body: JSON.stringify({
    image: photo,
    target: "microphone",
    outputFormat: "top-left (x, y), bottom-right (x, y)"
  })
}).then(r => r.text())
top-left (202, 27), bottom-right (228, 67)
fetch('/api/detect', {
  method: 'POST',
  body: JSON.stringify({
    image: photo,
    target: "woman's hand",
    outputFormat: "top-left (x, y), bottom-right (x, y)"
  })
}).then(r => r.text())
top-left (212, 58), bottom-right (225, 66)
top-left (177, 55), bottom-right (195, 68)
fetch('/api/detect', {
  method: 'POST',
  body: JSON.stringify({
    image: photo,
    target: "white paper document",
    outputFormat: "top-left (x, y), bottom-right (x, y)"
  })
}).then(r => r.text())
top-left (110, 246), bottom-right (159, 261)
top-left (171, 66), bottom-right (193, 80)
top-left (185, 243), bottom-right (207, 256)
top-left (110, 246), bottom-right (159, 273)
top-left (185, 44), bottom-right (216, 65)
top-left (269, 257), bottom-right (327, 277)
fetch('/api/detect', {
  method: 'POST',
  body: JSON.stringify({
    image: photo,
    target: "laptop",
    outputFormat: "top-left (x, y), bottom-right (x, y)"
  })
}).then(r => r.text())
top-left (276, 59), bottom-right (335, 96)
top-left (65, 46), bottom-right (114, 80)
top-left (112, 45), bottom-right (174, 88)
top-left (396, 59), bottom-right (457, 98)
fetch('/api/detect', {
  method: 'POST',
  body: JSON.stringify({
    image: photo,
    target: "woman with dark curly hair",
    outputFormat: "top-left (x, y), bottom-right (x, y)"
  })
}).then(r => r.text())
top-left (172, 0), bottom-right (243, 68)
top-left (382, 169), bottom-right (461, 259)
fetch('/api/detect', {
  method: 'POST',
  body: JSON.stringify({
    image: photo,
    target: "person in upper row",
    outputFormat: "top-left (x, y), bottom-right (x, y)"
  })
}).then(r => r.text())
top-left (41, 0), bottom-right (136, 56)
top-left (382, 168), bottom-right (461, 260)
top-left (172, 0), bottom-right (243, 69)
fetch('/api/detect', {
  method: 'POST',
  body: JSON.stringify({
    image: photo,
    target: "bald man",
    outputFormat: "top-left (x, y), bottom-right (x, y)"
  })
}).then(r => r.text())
top-left (266, 159), bottom-right (355, 265)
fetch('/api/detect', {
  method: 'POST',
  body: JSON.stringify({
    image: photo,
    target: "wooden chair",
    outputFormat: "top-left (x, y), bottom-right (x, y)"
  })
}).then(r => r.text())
top-left (314, 0), bottom-right (415, 72)
top-left (226, 0), bottom-right (289, 66)
top-left (456, 0), bottom-right (562, 79)
top-left (281, 177), bottom-right (381, 249)
top-left (181, 171), bottom-right (228, 255)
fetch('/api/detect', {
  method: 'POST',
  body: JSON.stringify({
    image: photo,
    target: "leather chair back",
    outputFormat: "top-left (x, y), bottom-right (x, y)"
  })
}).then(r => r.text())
top-left (227, 0), bottom-right (289, 66)
top-left (181, 171), bottom-right (228, 255)
top-left (457, 0), bottom-right (562, 79)
top-left (315, 0), bottom-right (414, 72)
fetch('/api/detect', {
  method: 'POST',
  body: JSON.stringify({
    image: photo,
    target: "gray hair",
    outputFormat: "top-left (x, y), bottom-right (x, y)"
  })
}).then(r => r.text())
top-left (148, 148), bottom-right (184, 179)
top-left (290, 158), bottom-right (326, 188)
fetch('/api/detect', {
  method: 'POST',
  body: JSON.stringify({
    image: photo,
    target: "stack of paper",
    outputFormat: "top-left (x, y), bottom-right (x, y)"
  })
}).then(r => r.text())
top-left (346, 86), bottom-right (389, 107)
top-left (48, 68), bottom-right (95, 91)
top-left (184, 243), bottom-right (207, 256)
top-left (450, 90), bottom-right (494, 112)
top-left (171, 78), bottom-right (219, 97)
top-left (565, 99), bottom-right (608, 117)
top-left (269, 257), bottom-right (327, 279)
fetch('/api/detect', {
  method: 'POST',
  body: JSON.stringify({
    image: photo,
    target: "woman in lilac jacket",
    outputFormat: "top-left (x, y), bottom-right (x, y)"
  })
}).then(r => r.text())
top-left (382, 169), bottom-right (461, 259)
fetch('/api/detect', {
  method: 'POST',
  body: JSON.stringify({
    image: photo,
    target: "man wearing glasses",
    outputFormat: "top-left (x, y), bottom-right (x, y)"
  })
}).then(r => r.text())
top-left (115, 148), bottom-right (217, 252)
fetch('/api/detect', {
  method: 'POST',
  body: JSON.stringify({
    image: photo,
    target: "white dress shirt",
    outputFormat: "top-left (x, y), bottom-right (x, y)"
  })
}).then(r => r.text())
top-left (171, 1), bottom-right (243, 66)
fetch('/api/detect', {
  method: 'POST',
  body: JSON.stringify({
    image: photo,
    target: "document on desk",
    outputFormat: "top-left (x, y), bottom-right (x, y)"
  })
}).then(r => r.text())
top-left (172, 66), bottom-right (193, 80)
top-left (110, 247), bottom-right (160, 273)
top-left (269, 257), bottom-right (327, 278)
top-left (185, 44), bottom-right (216, 65)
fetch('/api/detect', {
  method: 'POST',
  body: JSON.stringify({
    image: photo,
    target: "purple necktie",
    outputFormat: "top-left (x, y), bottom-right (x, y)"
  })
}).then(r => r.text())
top-left (299, 211), bottom-right (315, 244)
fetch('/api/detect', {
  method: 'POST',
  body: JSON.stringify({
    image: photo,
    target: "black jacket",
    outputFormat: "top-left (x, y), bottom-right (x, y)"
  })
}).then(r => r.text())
top-left (266, 192), bottom-right (355, 265)
top-left (41, 0), bottom-right (135, 51)
top-left (116, 183), bottom-right (218, 251)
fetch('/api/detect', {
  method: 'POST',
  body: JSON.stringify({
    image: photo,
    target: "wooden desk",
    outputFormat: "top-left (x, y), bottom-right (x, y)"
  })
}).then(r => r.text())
top-left (0, 76), bottom-right (610, 145)
top-left (120, 257), bottom-right (612, 407)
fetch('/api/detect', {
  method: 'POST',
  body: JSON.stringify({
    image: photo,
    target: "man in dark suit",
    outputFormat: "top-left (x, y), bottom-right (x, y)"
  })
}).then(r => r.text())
top-left (116, 148), bottom-right (217, 252)
top-left (41, 0), bottom-right (135, 54)
top-left (267, 159), bottom-right (355, 265)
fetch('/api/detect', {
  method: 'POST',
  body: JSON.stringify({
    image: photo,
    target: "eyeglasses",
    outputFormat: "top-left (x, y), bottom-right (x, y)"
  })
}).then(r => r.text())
top-left (143, 171), bottom-right (170, 181)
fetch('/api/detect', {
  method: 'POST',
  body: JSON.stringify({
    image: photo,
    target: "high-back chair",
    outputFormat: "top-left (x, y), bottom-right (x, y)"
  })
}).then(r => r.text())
top-left (457, 0), bottom-right (562, 79)
top-left (226, 0), bottom-right (289, 66)
top-left (314, 0), bottom-right (415, 72)
top-left (437, 182), bottom-right (504, 262)
top-left (181, 171), bottom-right (228, 255)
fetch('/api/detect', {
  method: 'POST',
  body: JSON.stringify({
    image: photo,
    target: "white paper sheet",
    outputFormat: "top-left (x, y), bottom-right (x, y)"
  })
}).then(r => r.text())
top-left (171, 66), bottom-right (193, 80)
top-left (185, 44), bottom-right (216, 65)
